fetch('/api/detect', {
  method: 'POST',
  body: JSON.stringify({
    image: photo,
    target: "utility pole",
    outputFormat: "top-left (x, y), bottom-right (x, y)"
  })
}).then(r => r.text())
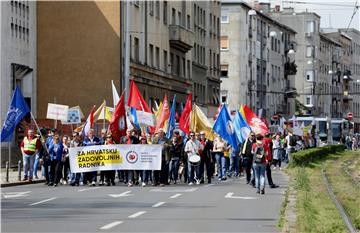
top-left (123, 0), bottom-right (131, 104)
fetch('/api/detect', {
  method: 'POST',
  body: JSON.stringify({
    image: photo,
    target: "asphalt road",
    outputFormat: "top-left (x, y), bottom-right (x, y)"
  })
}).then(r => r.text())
top-left (1, 170), bottom-right (288, 233)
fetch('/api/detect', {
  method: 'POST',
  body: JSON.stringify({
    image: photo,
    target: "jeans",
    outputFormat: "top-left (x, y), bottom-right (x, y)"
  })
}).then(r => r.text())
top-left (33, 153), bottom-right (40, 178)
top-left (187, 161), bottom-right (200, 183)
top-left (253, 163), bottom-right (266, 191)
top-left (169, 158), bottom-right (180, 182)
top-left (229, 154), bottom-right (240, 177)
top-left (23, 154), bottom-right (35, 179)
top-left (215, 152), bottom-right (226, 179)
top-left (142, 170), bottom-right (152, 183)
top-left (199, 156), bottom-right (212, 182)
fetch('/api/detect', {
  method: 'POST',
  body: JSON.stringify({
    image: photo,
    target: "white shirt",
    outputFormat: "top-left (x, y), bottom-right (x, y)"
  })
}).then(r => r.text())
top-left (185, 139), bottom-right (202, 156)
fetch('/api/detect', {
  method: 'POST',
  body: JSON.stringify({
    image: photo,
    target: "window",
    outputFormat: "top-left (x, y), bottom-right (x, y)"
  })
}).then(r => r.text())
top-left (220, 36), bottom-right (229, 50)
top-left (155, 47), bottom-right (160, 69)
top-left (182, 57), bottom-right (186, 78)
top-left (178, 11), bottom-right (182, 26)
top-left (149, 1), bottom-right (154, 16)
top-left (172, 8), bottom-right (176, 24)
top-left (163, 1), bottom-right (167, 24)
top-left (149, 44), bottom-right (154, 67)
top-left (306, 21), bottom-right (315, 33)
top-left (220, 65), bottom-right (229, 78)
top-left (163, 50), bottom-right (168, 72)
top-left (155, 1), bottom-right (160, 18)
top-left (170, 53), bottom-right (174, 74)
top-left (305, 96), bottom-right (313, 106)
top-left (221, 92), bottom-right (228, 104)
top-left (130, 35), bottom-right (133, 59)
top-left (134, 37), bottom-right (139, 62)
top-left (187, 15), bottom-right (191, 29)
top-left (176, 55), bottom-right (180, 75)
top-left (306, 70), bottom-right (314, 82)
top-left (221, 14), bottom-right (229, 23)
top-left (278, 40), bottom-right (280, 53)
top-left (306, 46), bottom-right (314, 57)
top-left (187, 60), bottom-right (191, 79)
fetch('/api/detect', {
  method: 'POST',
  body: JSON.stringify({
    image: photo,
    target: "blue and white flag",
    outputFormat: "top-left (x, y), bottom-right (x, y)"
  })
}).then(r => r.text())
top-left (166, 95), bottom-right (176, 138)
top-left (130, 107), bottom-right (140, 129)
top-left (233, 111), bottom-right (252, 144)
top-left (1, 86), bottom-right (30, 142)
top-left (213, 104), bottom-right (239, 150)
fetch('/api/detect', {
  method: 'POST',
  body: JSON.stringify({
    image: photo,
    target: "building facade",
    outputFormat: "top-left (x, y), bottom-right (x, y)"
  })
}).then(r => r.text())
top-left (128, 1), bottom-right (220, 116)
top-left (220, 2), bottom-right (296, 119)
top-left (1, 0), bottom-right (37, 163)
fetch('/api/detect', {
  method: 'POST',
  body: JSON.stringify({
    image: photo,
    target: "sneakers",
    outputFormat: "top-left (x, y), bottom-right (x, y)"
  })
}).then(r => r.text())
top-left (80, 182), bottom-right (84, 186)
top-left (63, 180), bottom-right (67, 185)
top-left (128, 183), bottom-right (133, 187)
top-left (53, 183), bottom-right (58, 187)
top-left (34, 176), bottom-right (39, 180)
top-left (142, 182), bottom-right (146, 187)
top-left (196, 180), bottom-right (200, 185)
top-left (91, 181), bottom-right (96, 186)
top-left (188, 182), bottom-right (194, 186)
top-left (22, 177), bottom-right (28, 181)
top-left (273, 167), bottom-right (277, 170)
top-left (260, 189), bottom-right (265, 195)
top-left (99, 181), bottom-right (104, 186)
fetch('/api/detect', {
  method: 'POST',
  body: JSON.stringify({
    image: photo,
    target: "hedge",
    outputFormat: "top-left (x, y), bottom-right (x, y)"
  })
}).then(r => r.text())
top-left (291, 144), bottom-right (346, 166)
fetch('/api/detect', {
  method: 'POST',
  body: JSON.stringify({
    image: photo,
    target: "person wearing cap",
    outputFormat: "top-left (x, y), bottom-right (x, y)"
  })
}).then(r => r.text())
top-left (20, 129), bottom-right (41, 182)
top-left (198, 131), bottom-right (213, 184)
top-left (152, 128), bottom-right (170, 186)
top-left (241, 133), bottom-right (256, 185)
top-left (83, 129), bottom-right (101, 186)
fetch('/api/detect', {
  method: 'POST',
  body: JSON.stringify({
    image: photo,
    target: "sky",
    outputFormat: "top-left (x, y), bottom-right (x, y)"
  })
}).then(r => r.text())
top-left (244, 0), bottom-right (360, 30)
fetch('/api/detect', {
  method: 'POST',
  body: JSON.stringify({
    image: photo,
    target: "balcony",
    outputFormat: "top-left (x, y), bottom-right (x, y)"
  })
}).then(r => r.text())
top-left (169, 25), bottom-right (194, 53)
top-left (284, 61), bottom-right (297, 76)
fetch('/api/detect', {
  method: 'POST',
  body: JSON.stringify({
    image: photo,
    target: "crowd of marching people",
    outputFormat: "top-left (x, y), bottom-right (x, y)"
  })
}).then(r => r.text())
top-left (20, 126), bottom-right (315, 195)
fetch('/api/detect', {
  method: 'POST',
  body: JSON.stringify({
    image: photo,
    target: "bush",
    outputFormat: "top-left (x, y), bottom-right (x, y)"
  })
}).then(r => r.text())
top-left (291, 145), bottom-right (345, 166)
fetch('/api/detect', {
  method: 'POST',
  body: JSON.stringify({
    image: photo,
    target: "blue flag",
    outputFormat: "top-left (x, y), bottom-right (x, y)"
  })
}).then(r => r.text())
top-left (1, 86), bottom-right (30, 142)
top-left (130, 107), bottom-right (140, 129)
top-left (213, 104), bottom-right (239, 150)
top-left (233, 111), bottom-right (252, 144)
top-left (166, 95), bottom-right (176, 138)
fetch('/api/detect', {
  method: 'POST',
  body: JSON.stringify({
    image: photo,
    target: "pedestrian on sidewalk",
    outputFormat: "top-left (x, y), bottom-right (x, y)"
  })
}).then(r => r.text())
top-left (20, 129), bottom-right (41, 182)
top-left (272, 134), bottom-right (282, 170)
top-left (252, 134), bottom-right (269, 195)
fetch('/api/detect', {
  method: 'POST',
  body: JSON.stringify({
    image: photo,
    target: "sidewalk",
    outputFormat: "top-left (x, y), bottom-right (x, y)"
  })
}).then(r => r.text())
top-left (0, 168), bottom-right (45, 188)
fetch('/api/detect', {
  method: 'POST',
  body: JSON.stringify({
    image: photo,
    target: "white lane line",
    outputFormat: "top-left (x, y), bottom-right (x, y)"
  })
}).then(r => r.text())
top-left (100, 221), bottom-right (123, 230)
top-left (150, 188), bottom-right (197, 193)
top-left (109, 191), bottom-right (132, 198)
top-left (29, 197), bottom-right (57, 206)
top-left (224, 192), bottom-right (257, 200)
top-left (78, 187), bottom-right (101, 192)
top-left (3, 191), bottom-right (32, 198)
top-left (128, 211), bottom-right (146, 219)
top-left (152, 202), bottom-right (166, 208)
top-left (204, 184), bottom-right (215, 187)
top-left (169, 193), bottom-right (182, 199)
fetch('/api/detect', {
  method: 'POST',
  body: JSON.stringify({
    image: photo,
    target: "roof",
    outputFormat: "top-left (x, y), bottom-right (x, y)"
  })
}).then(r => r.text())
top-left (319, 33), bottom-right (342, 47)
top-left (221, 1), bottom-right (297, 34)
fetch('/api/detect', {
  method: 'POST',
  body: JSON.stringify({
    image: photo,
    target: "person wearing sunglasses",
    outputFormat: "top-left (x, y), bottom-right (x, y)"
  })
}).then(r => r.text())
top-left (184, 132), bottom-right (203, 185)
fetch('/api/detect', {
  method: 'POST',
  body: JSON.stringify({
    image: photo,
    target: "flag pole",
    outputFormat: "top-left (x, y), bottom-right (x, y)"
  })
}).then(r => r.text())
top-left (30, 112), bottom-right (49, 153)
top-left (103, 103), bottom-right (106, 130)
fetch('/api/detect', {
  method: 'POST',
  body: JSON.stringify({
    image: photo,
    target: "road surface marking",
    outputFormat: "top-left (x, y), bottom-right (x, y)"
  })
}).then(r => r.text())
top-left (169, 193), bottom-right (182, 199)
top-left (109, 191), bottom-right (132, 198)
top-left (224, 192), bottom-right (258, 200)
top-left (100, 221), bottom-right (123, 230)
top-left (128, 211), bottom-right (146, 218)
top-left (150, 188), bottom-right (197, 193)
top-left (78, 187), bottom-right (100, 192)
top-left (29, 197), bottom-right (57, 206)
top-left (152, 202), bottom-right (166, 208)
top-left (2, 191), bottom-right (31, 198)
top-left (204, 184), bottom-right (215, 187)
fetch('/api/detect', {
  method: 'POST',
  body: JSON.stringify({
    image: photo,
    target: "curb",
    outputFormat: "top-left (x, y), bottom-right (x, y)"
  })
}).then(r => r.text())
top-left (1, 179), bottom-right (45, 188)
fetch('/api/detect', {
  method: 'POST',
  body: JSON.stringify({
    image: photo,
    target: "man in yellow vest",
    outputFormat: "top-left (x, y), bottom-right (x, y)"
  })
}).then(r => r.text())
top-left (20, 129), bottom-right (41, 182)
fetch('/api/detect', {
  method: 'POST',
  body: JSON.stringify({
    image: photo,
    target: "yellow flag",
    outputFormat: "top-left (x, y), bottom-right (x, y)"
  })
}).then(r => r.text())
top-left (155, 101), bottom-right (163, 120)
top-left (105, 107), bottom-right (113, 121)
top-left (94, 100), bottom-right (106, 120)
top-left (190, 104), bottom-right (215, 140)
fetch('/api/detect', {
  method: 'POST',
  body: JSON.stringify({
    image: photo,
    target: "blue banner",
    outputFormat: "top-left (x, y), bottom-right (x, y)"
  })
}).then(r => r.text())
top-left (233, 111), bottom-right (252, 144)
top-left (166, 95), bottom-right (176, 138)
top-left (1, 86), bottom-right (30, 142)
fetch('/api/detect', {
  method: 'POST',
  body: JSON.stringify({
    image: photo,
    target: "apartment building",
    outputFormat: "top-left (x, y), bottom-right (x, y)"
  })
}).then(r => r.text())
top-left (129, 1), bottom-right (220, 116)
top-left (220, 2), bottom-right (296, 118)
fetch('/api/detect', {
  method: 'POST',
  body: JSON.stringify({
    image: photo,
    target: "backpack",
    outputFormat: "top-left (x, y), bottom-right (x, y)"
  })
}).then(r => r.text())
top-left (254, 145), bottom-right (265, 163)
top-left (289, 135), bottom-right (297, 147)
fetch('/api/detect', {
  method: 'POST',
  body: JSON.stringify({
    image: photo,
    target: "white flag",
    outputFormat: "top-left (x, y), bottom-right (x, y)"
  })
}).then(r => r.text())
top-left (112, 80), bottom-right (120, 108)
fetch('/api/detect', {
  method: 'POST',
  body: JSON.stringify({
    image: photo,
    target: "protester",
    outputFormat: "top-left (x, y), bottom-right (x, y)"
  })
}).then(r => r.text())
top-left (241, 133), bottom-right (256, 184)
top-left (140, 135), bottom-right (152, 187)
top-left (48, 134), bottom-right (64, 187)
top-left (228, 144), bottom-right (241, 177)
top-left (99, 129), bottom-right (107, 186)
top-left (284, 130), bottom-right (296, 163)
top-left (121, 129), bottom-right (139, 187)
top-left (104, 134), bottom-right (116, 186)
top-left (20, 129), bottom-right (41, 182)
top-left (82, 129), bottom-right (101, 186)
top-left (61, 135), bottom-right (70, 184)
top-left (70, 132), bottom-right (83, 186)
top-left (198, 131), bottom-right (213, 184)
top-left (184, 131), bottom-right (202, 185)
top-left (169, 136), bottom-right (182, 184)
top-left (252, 134), bottom-right (269, 194)
top-left (272, 134), bottom-right (282, 170)
top-left (213, 135), bottom-right (227, 181)
top-left (264, 132), bottom-right (278, 189)
top-left (152, 128), bottom-right (170, 186)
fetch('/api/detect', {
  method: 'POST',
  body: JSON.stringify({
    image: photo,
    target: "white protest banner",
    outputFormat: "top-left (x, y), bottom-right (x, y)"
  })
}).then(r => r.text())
top-left (46, 103), bottom-right (69, 121)
top-left (61, 108), bottom-right (81, 124)
top-left (69, 144), bottom-right (162, 173)
top-left (136, 111), bottom-right (155, 126)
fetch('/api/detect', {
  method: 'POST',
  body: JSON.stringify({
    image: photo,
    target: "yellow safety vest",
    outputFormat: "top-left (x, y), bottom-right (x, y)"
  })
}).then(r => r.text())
top-left (23, 137), bottom-right (37, 152)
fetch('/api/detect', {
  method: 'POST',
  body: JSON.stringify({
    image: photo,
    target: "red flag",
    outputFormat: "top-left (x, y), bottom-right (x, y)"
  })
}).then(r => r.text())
top-left (241, 105), bottom-right (269, 135)
top-left (155, 94), bottom-right (170, 132)
top-left (213, 103), bottom-right (223, 121)
top-left (109, 92), bottom-right (127, 143)
top-left (128, 80), bottom-right (151, 113)
top-left (179, 93), bottom-right (192, 134)
top-left (80, 105), bottom-right (96, 136)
